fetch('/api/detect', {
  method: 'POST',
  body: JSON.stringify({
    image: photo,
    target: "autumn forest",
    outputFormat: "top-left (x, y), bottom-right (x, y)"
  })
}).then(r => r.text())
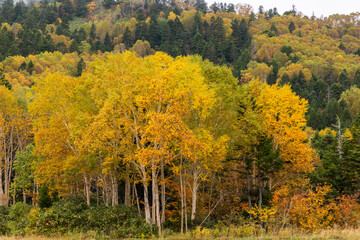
top-left (1, 0), bottom-right (360, 238)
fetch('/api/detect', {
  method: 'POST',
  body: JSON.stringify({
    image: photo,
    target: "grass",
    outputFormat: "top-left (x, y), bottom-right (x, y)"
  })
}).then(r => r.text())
top-left (2, 228), bottom-right (360, 240)
top-left (162, 228), bottom-right (360, 240)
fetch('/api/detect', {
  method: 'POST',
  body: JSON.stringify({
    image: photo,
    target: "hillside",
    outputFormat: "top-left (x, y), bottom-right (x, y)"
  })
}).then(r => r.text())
top-left (0, 0), bottom-right (360, 238)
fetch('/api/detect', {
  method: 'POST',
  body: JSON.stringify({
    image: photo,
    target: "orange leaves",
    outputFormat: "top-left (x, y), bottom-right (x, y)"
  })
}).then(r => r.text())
top-left (289, 186), bottom-right (335, 232)
top-left (333, 194), bottom-right (360, 228)
top-left (286, 188), bottom-right (360, 231)
top-left (87, 2), bottom-right (96, 15)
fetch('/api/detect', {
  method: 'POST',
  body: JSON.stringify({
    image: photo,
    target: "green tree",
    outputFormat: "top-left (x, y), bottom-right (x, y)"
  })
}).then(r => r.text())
top-left (268, 60), bottom-right (278, 85)
top-left (75, 58), bottom-right (85, 77)
top-left (354, 68), bottom-right (360, 87)
top-left (194, 0), bottom-right (207, 13)
top-left (288, 21), bottom-right (296, 33)
top-left (122, 26), bottom-right (133, 49)
top-left (13, 144), bottom-right (36, 203)
top-left (90, 23), bottom-right (96, 40)
top-left (103, 32), bottom-right (112, 52)
top-left (339, 69), bottom-right (350, 89)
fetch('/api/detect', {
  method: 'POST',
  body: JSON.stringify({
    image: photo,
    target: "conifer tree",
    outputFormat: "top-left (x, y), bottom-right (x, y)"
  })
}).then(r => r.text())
top-left (122, 27), bottom-right (133, 49)
top-left (288, 21), bottom-right (296, 33)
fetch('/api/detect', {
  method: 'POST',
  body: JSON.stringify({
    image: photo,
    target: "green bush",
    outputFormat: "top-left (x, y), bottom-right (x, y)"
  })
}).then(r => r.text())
top-left (0, 197), bottom-right (153, 238)
top-left (31, 195), bottom-right (89, 234)
top-left (7, 202), bottom-right (31, 236)
top-left (0, 205), bottom-right (9, 234)
top-left (27, 196), bottom-right (153, 238)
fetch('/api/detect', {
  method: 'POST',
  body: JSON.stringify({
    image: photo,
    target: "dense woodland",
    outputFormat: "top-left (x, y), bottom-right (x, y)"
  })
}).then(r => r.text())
top-left (1, 0), bottom-right (360, 238)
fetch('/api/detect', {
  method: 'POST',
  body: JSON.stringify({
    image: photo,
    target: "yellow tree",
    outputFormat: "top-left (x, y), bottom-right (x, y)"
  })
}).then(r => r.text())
top-left (71, 52), bottom-right (223, 234)
top-left (249, 81), bottom-right (315, 197)
top-left (30, 73), bottom-right (96, 205)
top-left (0, 86), bottom-right (30, 205)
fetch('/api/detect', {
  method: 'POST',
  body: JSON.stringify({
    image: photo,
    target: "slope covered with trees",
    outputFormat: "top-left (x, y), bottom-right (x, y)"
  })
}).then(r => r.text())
top-left (1, 0), bottom-right (360, 238)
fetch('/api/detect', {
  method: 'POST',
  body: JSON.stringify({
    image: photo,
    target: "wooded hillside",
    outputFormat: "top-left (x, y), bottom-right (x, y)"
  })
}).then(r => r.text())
top-left (1, 0), bottom-right (360, 238)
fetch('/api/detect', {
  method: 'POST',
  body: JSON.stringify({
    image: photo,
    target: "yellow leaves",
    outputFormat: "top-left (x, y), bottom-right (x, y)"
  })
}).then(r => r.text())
top-left (278, 63), bottom-right (312, 81)
top-left (130, 40), bottom-right (154, 57)
top-left (340, 86), bottom-right (360, 119)
top-left (247, 80), bottom-right (314, 195)
top-left (290, 186), bottom-right (335, 232)
top-left (167, 12), bottom-right (177, 21)
top-left (1, 23), bottom-right (11, 32)
top-left (248, 204), bottom-right (277, 224)
top-left (29, 51), bottom-right (225, 192)
top-left (319, 128), bottom-right (336, 137)
top-left (245, 61), bottom-right (271, 83)
top-left (256, 42), bottom-right (281, 62)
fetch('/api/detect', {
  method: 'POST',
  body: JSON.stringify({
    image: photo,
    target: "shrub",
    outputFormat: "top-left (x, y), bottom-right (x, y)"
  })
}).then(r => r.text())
top-left (27, 196), bottom-right (153, 238)
top-left (0, 205), bottom-right (9, 234)
top-left (7, 202), bottom-right (31, 236)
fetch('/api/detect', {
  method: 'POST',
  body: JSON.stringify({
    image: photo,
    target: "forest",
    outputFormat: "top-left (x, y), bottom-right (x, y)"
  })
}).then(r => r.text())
top-left (1, 0), bottom-right (360, 239)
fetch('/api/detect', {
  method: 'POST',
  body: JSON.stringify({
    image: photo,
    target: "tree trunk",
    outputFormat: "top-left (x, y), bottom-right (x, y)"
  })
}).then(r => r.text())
top-left (246, 168), bottom-right (252, 216)
top-left (134, 182), bottom-right (142, 217)
top-left (180, 159), bottom-right (184, 234)
top-left (0, 170), bottom-right (7, 206)
top-left (13, 177), bottom-right (16, 205)
top-left (84, 174), bottom-right (91, 206)
top-left (154, 179), bottom-right (161, 235)
top-left (258, 173), bottom-right (262, 209)
top-left (258, 173), bottom-right (263, 228)
top-left (111, 173), bottom-right (118, 206)
top-left (161, 159), bottom-right (166, 224)
top-left (125, 171), bottom-right (131, 206)
top-left (152, 165), bottom-right (156, 225)
top-left (96, 177), bottom-right (99, 206)
top-left (184, 168), bottom-right (188, 233)
top-left (191, 171), bottom-right (199, 221)
top-left (141, 165), bottom-right (152, 225)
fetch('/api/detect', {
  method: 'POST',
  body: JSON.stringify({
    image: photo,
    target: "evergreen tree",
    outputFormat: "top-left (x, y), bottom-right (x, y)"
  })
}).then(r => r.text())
top-left (103, 32), bottom-right (112, 52)
top-left (76, 0), bottom-right (88, 17)
top-left (69, 40), bottom-right (78, 53)
top-left (27, 60), bottom-right (34, 75)
top-left (331, 83), bottom-right (345, 100)
top-left (338, 69), bottom-right (351, 89)
top-left (191, 11), bottom-right (204, 37)
top-left (135, 21), bottom-right (148, 41)
top-left (90, 23), bottom-right (96, 40)
top-left (122, 27), bottom-right (133, 49)
top-left (202, 37), bottom-right (218, 63)
top-left (232, 49), bottom-right (251, 78)
top-left (270, 23), bottom-right (278, 36)
top-left (148, 17), bottom-right (161, 48)
top-left (191, 32), bottom-right (205, 55)
top-left (288, 21), bottom-right (295, 33)
top-left (194, 0), bottom-right (207, 13)
top-left (267, 60), bottom-right (278, 85)
top-left (354, 68), bottom-right (360, 87)
top-left (279, 73), bottom-right (291, 85)
top-left (252, 135), bottom-right (283, 214)
top-left (339, 41), bottom-right (346, 51)
top-left (310, 129), bottom-right (350, 196)
top-left (75, 57), bottom-right (85, 77)
top-left (280, 45), bottom-right (293, 56)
